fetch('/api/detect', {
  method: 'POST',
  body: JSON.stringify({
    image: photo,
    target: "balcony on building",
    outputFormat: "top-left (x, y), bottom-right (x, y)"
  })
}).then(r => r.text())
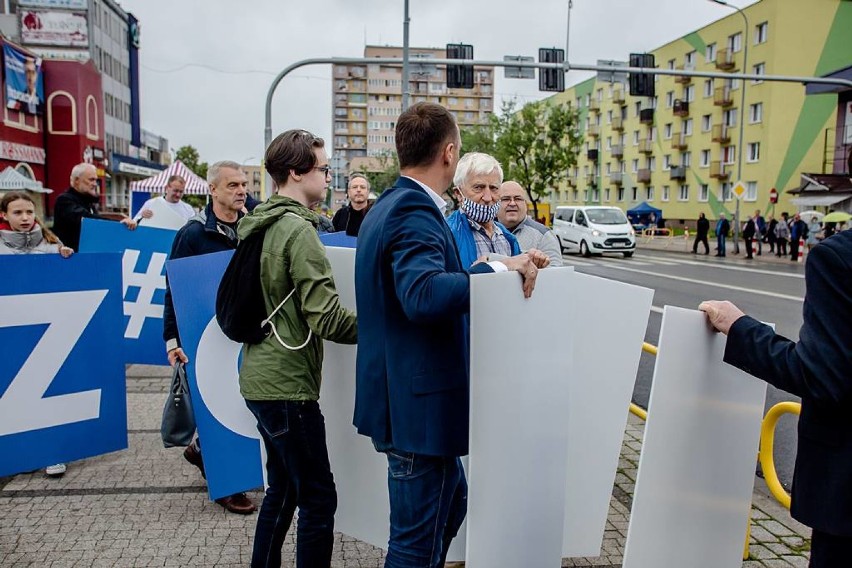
top-left (585, 173), bottom-right (599, 186)
top-left (588, 99), bottom-right (600, 112)
top-left (639, 139), bottom-right (654, 154)
top-left (675, 65), bottom-right (693, 85)
top-left (709, 161), bottom-right (730, 179)
top-left (587, 149), bottom-right (599, 162)
top-left (588, 124), bottom-right (600, 137)
top-left (671, 132), bottom-right (688, 150)
top-left (673, 99), bottom-right (689, 117)
top-left (670, 166), bottom-right (687, 180)
top-left (714, 86), bottom-right (734, 107)
top-left (711, 124), bottom-right (731, 144)
top-left (638, 168), bottom-right (652, 183)
top-left (612, 87), bottom-right (626, 104)
top-left (611, 116), bottom-right (624, 131)
top-left (715, 48), bottom-right (737, 72)
top-left (610, 171), bottom-right (624, 185)
top-left (639, 108), bottom-right (655, 124)
top-left (611, 144), bottom-right (624, 158)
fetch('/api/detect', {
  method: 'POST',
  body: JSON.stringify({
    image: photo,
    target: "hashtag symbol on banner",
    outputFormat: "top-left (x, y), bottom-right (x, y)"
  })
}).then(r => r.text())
top-left (122, 249), bottom-right (168, 339)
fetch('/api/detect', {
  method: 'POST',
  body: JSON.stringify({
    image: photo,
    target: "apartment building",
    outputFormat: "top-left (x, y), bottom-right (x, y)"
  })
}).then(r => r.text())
top-left (551, 0), bottom-right (852, 225)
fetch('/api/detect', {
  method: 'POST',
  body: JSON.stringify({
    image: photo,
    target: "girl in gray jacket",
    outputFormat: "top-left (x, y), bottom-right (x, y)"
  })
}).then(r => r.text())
top-left (0, 192), bottom-right (73, 257)
top-left (0, 192), bottom-right (72, 477)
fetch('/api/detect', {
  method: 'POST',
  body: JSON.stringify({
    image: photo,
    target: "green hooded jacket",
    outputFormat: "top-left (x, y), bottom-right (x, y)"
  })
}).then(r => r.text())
top-left (237, 195), bottom-right (357, 401)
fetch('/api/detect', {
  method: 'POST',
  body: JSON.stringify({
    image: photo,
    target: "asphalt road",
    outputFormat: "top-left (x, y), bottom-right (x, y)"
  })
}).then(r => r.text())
top-left (560, 247), bottom-right (806, 489)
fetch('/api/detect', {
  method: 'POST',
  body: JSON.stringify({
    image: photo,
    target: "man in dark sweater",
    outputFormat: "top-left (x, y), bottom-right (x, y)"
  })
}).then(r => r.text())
top-left (692, 212), bottom-right (710, 254)
top-left (331, 173), bottom-right (370, 236)
top-left (52, 163), bottom-right (136, 250)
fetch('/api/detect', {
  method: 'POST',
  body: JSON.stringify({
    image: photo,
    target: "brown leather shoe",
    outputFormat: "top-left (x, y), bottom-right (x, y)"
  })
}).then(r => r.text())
top-left (182, 440), bottom-right (206, 479)
top-left (215, 492), bottom-right (256, 515)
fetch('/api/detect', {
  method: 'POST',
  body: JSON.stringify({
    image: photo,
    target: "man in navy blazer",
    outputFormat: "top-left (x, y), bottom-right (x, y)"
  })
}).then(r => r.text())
top-left (700, 230), bottom-right (852, 567)
top-left (354, 102), bottom-right (540, 567)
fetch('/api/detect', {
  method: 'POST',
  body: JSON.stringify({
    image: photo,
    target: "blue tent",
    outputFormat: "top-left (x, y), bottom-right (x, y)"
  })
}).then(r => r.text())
top-left (626, 202), bottom-right (663, 225)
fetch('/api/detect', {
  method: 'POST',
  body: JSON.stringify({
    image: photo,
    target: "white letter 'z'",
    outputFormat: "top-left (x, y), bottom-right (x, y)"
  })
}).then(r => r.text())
top-left (0, 290), bottom-right (108, 437)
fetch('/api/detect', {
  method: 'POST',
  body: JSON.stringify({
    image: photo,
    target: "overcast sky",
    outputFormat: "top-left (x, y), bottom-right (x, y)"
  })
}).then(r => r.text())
top-left (118, 0), bottom-right (758, 166)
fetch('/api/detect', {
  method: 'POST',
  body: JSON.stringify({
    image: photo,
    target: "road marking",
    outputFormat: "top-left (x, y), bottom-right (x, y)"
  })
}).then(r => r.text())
top-left (637, 253), bottom-right (805, 279)
top-left (579, 263), bottom-right (805, 302)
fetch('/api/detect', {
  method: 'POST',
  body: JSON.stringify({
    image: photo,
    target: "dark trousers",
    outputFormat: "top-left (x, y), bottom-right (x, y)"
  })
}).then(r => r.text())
top-left (692, 234), bottom-right (709, 254)
top-left (245, 400), bottom-right (337, 568)
top-left (790, 237), bottom-right (801, 260)
top-left (810, 529), bottom-right (852, 567)
top-left (776, 238), bottom-right (788, 256)
top-left (378, 445), bottom-right (467, 568)
top-left (744, 236), bottom-right (755, 258)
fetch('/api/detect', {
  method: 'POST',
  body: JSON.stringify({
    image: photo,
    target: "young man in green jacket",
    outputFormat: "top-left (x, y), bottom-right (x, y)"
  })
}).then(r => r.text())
top-left (238, 129), bottom-right (357, 568)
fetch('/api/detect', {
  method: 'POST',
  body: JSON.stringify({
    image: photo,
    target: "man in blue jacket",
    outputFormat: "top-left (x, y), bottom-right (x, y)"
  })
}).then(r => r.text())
top-left (354, 102), bottom-right (541, 567)
top-left (700, 229), bottom-right (852, 567)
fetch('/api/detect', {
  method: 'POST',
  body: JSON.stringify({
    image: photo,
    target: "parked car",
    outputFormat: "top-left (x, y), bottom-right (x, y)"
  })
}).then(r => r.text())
top-left (553, 206), bottom-right (636, 257)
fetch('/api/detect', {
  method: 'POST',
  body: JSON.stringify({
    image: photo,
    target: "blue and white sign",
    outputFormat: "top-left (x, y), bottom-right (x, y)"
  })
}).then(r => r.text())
top-left (80, 218), bottom-right (177, 365)
top-left (167, 251), bottom-right (264, 500)
top-left (0, 253), bottom-right (126, 477)
top-left (3, 44), bottom-right (44, 115)
top-left (319, 232), bottom-right (357, 248)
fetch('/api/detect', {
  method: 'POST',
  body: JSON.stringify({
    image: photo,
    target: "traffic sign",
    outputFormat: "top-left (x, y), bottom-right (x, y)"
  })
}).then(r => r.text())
top-left (769, 187), bottom-right (778, 203)
top-left (732, 181), bottom-right (746, 199)
top-left (503, 55), bottom-right (535, 79)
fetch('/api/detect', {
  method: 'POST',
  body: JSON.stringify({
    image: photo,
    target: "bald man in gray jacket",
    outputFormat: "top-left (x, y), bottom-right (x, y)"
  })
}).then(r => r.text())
top-left (497, 181), bottom-right (563, 267)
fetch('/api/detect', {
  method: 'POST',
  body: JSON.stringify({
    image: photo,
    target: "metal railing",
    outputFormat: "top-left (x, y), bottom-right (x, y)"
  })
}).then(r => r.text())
top-left (629, 341), bottom-right (801, 560)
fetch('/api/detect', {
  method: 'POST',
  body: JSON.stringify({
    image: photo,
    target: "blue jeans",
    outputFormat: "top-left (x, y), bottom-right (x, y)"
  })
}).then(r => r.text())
top-left (376, 443), bottom-right (467, 568)
top-left (245, 400), bottom-right (337, 568)
top-left (717, 233), bottom-right (727, 256)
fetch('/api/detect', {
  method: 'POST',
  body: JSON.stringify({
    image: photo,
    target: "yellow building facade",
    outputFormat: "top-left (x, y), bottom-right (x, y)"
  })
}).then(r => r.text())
top-left (549, 0), bottom-right (852, 227)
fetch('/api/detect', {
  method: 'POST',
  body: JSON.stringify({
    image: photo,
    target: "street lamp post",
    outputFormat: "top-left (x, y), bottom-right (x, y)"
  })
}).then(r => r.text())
top-left (709, 0), bottom-right (748, 255)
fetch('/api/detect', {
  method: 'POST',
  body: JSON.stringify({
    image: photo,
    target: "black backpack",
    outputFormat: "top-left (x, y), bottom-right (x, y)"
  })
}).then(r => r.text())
top-left (216, 230), bottom-right (270, 344)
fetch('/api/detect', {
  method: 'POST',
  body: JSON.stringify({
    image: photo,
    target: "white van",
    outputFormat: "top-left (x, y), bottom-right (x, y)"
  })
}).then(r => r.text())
top-left (553, 206), bottom-right (636, 257)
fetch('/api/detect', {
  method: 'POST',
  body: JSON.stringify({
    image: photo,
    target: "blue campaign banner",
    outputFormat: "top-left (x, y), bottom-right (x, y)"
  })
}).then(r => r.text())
top-left (167, 251), bottom-right (264, 500)
top-left (80, 218), bottom-right (178, 365)
top-left (3, 44), bottom-right (44, 114)
top-left (320, 232), bottom-right (357, 248)
top-left (0, 253), bottom-right (126, 477)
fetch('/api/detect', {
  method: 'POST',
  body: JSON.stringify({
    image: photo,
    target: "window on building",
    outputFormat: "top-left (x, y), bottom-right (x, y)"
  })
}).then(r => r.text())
top-left (685, 51), bottom-right (696, 67)
top-left (606, 162), bottom-right (612, 174)
top-left (632, 187), bottom-right (638, 201)
top-left (746, 181), bottom-right (758, 201)
top-left (666, 91), bottom-right (674, 107)
top-left (664, 123), bottom-right (673, 139)
top-left (703, 79), bottom-right (714, 98)
top-left (684, 118), bottom-right (693, 136)
top-left (752, 62), bottom-right (766, 84)
top-left (755, 22), bottom-right (768, 44)
top-left (684, 85), bottom-right (695, 102)
top-left (668, 59), bottom-right (676, 70)
top-left (728, 32), bottom-right (742, 53)
top-left (663, 154), bottom-right (671, 170)
top-left (723, 146), bottom-right (737, 164)
top-left (607, 110), bottom-right (613, 124)
top-left (605, 188), bottom-right (611, 202)
top-left (700, 149), bottom-right (711, 167)
top-left (721, 182), bottom-right (732, 202)
top-left (634, 101), bottom-right (642, 116)
top-left (632, 159), bottom-right (639, 172)
top-left (662, 185), bottom-right (670, 201)
top-left (646, 186), bottom-right (655, 201)
top-left (678, 185), bottom-right (689, 201)
top-left (723, 108), bottom-right (738, 127)
top-left (749, 103), bottom-right (763, 123)
top-left (597, 88), bottom-right (603, 101)
top-left (616, 187), bottom-right (624, 201)
top-left (747, 142), bottom-right (760, 162)
top-left (702, 114), bottom-right (712, 132)
top-left (699, 184), bottom-right (709, 202)
top-left (681, 151), bottom-right (691, 167)
top-left (633, 130), bottom-right (640, 145)
top-left (648, 156), bottom-right (656, 171)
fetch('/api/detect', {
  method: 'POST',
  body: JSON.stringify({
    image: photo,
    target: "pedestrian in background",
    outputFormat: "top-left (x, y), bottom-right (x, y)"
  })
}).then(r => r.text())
top-left (743, 215), bottom-right (756, 260)
top-left (692, 212), bottom-right (710, 255)
top-left (807, 216), bottom-right (822, 251)
top-left (715, 213), bottom-right (730, 257)
top-left (775, 212), bottom-right (790, 257)
top-left (766, 215), bottom-right (778, 254)
top-left (753, 209), bottom-right (765, 256)
top-left (699, 229), bottom-right (852, 568)
top-left (790, 213), bottom-right (808, 261)
top-left (1, 191), bottom-right (73, 477)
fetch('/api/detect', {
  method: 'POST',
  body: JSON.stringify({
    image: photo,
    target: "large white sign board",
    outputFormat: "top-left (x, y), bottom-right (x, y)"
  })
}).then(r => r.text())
top-left (466, 267), bottom-right (575, 568)
top-left (321, 247), bottom-right (391, 550)
top-left (622, 307), bottom-right (767, 568)
top-left (562, 273), bottom-right (653, 556)
top-left (137, 198), bottom-right (188, 231)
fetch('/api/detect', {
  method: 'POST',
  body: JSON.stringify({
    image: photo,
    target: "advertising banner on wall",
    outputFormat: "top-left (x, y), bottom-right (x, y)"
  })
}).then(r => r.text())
top-left (3, 44), bottom-right (44, 115)
top-left (20, 10), bottom-right (88, 47)
top-left (19, 0), bottom-right (88, 8)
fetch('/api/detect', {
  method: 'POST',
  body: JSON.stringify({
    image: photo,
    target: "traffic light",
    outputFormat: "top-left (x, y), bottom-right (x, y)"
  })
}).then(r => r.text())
top-left (629, 53), bottom-right (656, 97)
top-left (446, 43), bottom-right (474, 89)
top-left (538, 48), bottom-right (565, 92)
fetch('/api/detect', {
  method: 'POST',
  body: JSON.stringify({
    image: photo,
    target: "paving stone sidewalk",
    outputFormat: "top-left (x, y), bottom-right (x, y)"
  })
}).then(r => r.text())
top-left (0, 365), bottom-right (810, 567)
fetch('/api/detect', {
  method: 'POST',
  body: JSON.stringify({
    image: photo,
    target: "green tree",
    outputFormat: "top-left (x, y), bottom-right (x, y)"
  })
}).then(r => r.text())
top-left (363, 151), bottom-right (399, 194)
top-left (492, 99), bottom-right (582, 219)
top-left (175, 145), bottom-right (208, 180)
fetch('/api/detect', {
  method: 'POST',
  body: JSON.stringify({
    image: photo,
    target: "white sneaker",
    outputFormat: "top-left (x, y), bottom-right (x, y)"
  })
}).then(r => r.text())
top-left (45, 463), bottom-right (66, 477)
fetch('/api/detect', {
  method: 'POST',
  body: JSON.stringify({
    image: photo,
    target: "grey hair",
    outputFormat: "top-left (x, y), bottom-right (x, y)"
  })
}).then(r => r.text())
top-left (70, 162), bottom-right (96, 183)
top-left (453, 152), bottom-right (503, 188)
top-left (348, 173), bottom-right (370, 188)
top-left (207, 160), bottom-right (243, 184)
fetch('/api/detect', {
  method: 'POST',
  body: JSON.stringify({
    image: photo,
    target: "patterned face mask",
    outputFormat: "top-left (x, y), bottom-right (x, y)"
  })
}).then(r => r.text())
top-left (459, 196), bottom-right (500, 224)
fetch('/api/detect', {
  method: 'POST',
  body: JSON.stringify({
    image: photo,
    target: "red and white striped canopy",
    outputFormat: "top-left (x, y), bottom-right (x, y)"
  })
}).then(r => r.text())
top-left (129, 160), bottom-right (209, 195)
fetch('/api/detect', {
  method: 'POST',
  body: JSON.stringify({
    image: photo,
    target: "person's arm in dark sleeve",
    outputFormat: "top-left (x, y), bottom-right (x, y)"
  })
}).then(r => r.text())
top-left (162, 226), bottom-right (196, 350)
top-left (724, 243), bottom-right (852, 405)
top-left (331, 208), bottom-right (347, 233)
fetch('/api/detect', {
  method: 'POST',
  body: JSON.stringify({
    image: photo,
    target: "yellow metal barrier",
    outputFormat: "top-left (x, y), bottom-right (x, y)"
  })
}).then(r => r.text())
top-left (628, 341), bottom-right (801, 560)
top-left (758, 402), bottom-right (801, 510)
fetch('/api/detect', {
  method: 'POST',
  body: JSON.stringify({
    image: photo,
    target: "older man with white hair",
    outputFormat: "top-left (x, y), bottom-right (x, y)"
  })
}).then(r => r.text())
top-left (497, 180), bottom-right (563, 267)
